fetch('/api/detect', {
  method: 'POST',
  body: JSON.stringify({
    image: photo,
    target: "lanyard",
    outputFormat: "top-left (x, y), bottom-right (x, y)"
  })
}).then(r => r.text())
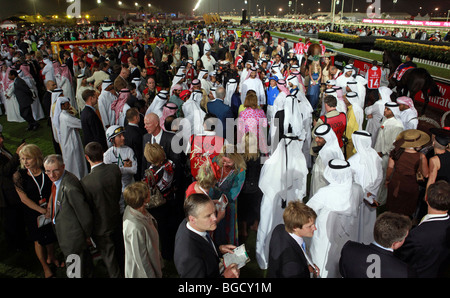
top-left (218, 168), bottom-right (234, 187)
top-left (198, 185), bottom-right (209, 196)
top-left (28, 169), bottom-right (44, 200)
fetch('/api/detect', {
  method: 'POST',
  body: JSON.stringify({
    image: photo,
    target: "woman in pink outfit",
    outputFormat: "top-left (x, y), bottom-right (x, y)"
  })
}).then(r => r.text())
top-left (237, 90), bottom-right (268, 155)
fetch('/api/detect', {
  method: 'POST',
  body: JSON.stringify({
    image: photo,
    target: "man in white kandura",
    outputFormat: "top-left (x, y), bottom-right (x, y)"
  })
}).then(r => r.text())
top-left (348, 130), bottom-right (383, 245)
top-left (306, 159), bottom-right (363, 278)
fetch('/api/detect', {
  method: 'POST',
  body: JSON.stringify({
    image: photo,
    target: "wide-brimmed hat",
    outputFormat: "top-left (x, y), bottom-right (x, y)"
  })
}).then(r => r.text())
top-left (395, 129), bottom-right (430, 148)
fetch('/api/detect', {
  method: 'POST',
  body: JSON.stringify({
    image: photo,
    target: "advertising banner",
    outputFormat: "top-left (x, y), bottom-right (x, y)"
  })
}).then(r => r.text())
top-left (362, 19), bottom-right (450, 28)
top-left (414, 81), bottom-right (450, 112)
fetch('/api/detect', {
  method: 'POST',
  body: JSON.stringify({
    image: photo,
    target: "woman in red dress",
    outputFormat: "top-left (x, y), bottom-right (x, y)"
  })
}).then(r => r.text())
top-left (144, 49), bottom-right (157, 79)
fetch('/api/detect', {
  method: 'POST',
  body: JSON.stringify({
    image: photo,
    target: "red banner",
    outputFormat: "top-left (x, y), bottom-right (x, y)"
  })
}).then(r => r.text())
top-left (414, 81), bottom-right (450, 112)
top-left (241, 31), bottom-right (254, 38)
top-left (51, 37), bottom-right (165, 53)
top-left (353, 59), bottom-right (372, 76)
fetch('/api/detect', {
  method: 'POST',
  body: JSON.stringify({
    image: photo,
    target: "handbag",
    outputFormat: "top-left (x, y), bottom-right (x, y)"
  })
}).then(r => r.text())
top-left (416, 171), bottom-right (425, 183)
top-left (144, 168), bottom-right (166, 209)
top-left (416, 155), bottom-right (426, 184)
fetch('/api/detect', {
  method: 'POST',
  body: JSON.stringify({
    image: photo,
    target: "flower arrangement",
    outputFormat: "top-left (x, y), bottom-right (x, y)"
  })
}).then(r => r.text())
top-left (318, 32), bottom-right (360, 44)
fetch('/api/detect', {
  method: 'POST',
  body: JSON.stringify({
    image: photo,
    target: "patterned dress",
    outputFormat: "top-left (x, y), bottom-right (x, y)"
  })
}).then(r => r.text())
top-left (237, 107), bottom-right (268, 154)
top-left (209, 156), bottom-right (246, 246)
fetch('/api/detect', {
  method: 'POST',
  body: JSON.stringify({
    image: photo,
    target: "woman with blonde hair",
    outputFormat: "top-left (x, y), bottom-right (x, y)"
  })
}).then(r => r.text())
top-left (122, 181), bottom-right (163, 278)
top-left (185, 160), bottom-right (226, 225)
top-left (186, 160), bottom-right (217, 198)
top-left (171, 42), bottom-right (181, 69)
top-left (143, 142), bottom-right (176, 260)
top-left (237, 132), bottom-right (264, 242)
top-left (200, 89), bottom-right (210, 113)
top-left (306, 57), bottom-right (322, 110)
top-left (210, 144), bottom-right (247, 246)
top-left (237, 90), bottom-right (268, 154)
top-left (13, 144), bottom-right (59, 278)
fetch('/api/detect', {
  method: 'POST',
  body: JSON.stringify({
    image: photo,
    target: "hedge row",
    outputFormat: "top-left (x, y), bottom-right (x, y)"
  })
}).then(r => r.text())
top-left (317, 32), bottom-right (450, 64)
top-left (318, 32), bottom-right (360, 44)
top-left (374, 39), bottom-right (450, 64)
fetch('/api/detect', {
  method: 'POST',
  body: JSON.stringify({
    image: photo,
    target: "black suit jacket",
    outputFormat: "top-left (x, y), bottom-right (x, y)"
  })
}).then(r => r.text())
top-left (42, 90), bottom-right (52, 121)
top-left (142, 130), bottom-right (180, 177)
top-left (339, 241), bottom-right (417, 278)
top-left (0, 147), bottom-right (21, 208)
top-left (267, 224), bottom-right (310, 278)
top-left (80, 106), bottom-right (108, 151)
top-left (174, 219), bottom-right (222, 278)
top-left (124, 123), bottom-right (144, 181)
top-left (130, 68), bottom-right (141, 82)
top-left (395, 216), bottom-right (450, 278)
top-left (13, 77), bottom-right (34, 107)
top-left (81, 163), bottom-right (122, 236)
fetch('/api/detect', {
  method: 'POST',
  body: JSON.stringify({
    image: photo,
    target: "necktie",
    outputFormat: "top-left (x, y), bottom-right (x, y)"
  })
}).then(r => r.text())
top-left (152, 136), bottom-right (156, 144)
top-left (51, 183), bottom-right (56, 222)
top-left (205, 233), bottom-right (218, 256)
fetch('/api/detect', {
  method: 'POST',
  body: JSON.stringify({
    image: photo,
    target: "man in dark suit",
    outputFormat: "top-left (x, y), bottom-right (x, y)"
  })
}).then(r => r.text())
top-left (152, 41), bottom-right (163, 68)
top-left (174, 193), bottom-right (239, 278)
top-left (395, 180), bottom-right (450, 278)
top-left (124, 108), bottom-right (145, 181)
top-left (206, 86), bottom-right (234, 142)
top-left (9, 69), bottom-right (39, 131)
top-left (135, 38), bottom-right (146, 69)
top-left (339, 211), bottom-right (417, 278)
top-left (267, 201), bottom-right (318, 278)
top-left (142, 112), bottom-right (181, 178)
top-left (63, 50), bottom-right (74, 78)
top-left (42, 80), bottom-right (57, 120)
top-left (142, 112), bottom-right (185, 259)
top-left (80, 89), bottom-right (108, 152)
top-left (25, 53), bottom-right (44, 99)
top-left (82, 142), bottom-right (124, 278)
top-left (0, 130), bottom-right (27, 251)
top-left (128, 57), bottom-right (141, 82)
top-left (44, 154), bottom-right (94, 278)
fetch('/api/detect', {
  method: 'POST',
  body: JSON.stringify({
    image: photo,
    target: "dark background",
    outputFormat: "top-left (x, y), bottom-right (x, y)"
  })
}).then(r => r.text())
top-left (0, 0), bottom-right (448, 19)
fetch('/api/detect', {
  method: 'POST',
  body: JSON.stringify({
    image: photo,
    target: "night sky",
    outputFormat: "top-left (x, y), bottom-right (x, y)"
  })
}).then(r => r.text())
top-left (0, 0), bottom-right (448, 19)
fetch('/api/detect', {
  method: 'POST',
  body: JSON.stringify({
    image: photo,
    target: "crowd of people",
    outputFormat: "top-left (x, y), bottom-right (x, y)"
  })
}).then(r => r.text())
top-left (246, 21), bottom-right (449, 43)
top-left (0, 21), bottom-right (449, 279)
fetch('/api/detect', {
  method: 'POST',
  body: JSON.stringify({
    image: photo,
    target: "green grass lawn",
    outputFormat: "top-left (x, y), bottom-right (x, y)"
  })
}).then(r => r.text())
top-left (0, 116), bottom-right (54, 156)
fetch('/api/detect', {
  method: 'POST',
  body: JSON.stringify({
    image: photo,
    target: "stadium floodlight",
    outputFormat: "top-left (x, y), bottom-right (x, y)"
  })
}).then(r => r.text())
top-left (193, 0), bottom-right (202, 11)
